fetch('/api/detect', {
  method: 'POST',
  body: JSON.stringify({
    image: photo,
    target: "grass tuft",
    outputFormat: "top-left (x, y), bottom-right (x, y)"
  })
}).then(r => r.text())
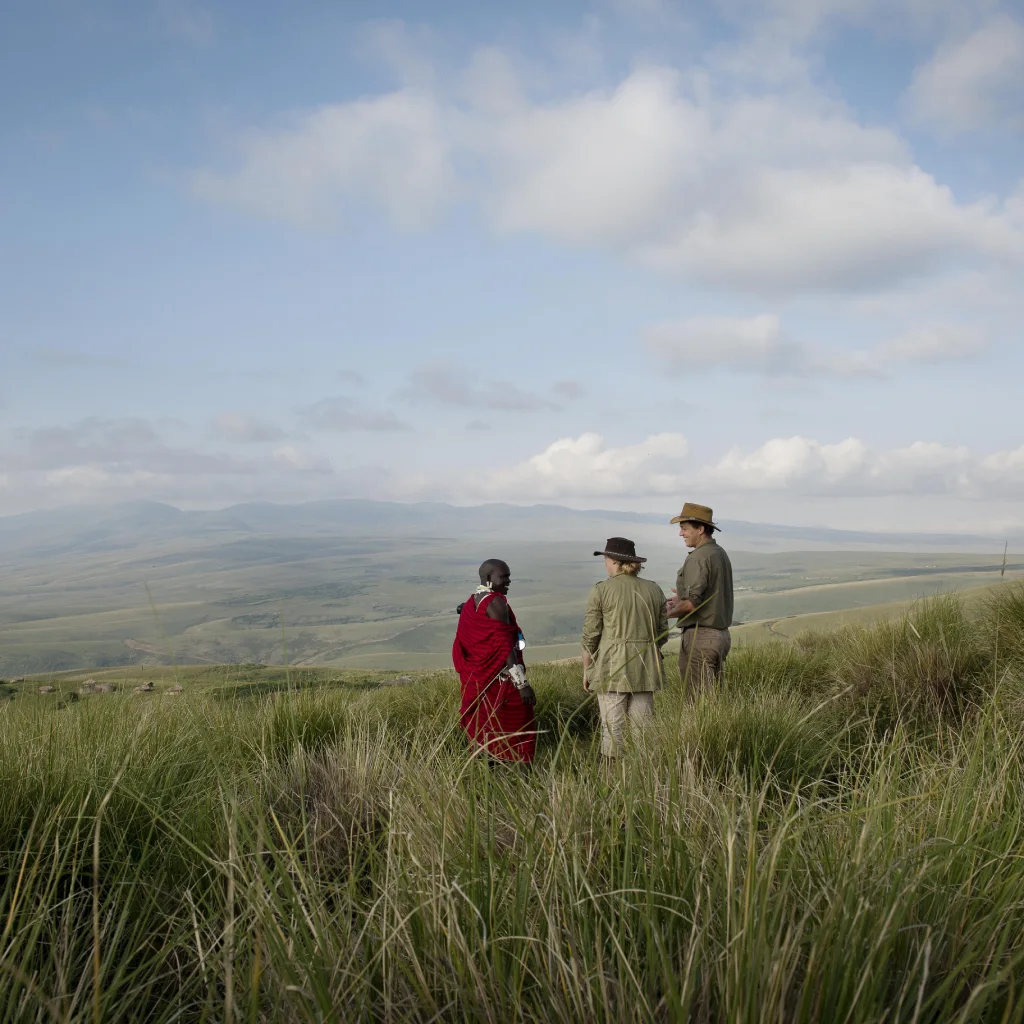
top-left (3, 593), bottom-right (1024, 1021)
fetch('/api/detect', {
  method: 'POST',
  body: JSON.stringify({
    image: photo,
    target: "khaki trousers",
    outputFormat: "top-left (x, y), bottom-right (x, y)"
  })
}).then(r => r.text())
top-left (597, 691), bottom-right (654, 757)
top-left (679, 627), bottom-right (731, 697)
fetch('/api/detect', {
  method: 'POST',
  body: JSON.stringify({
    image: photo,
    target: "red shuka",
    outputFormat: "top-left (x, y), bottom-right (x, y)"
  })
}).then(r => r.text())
top-left (452, 592), bottom-right (536, 763)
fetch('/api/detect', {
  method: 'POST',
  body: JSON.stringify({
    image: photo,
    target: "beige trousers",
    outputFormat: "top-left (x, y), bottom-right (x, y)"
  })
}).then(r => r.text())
top-left (679, 627), bottom-right (731, 697)
top-left (597, 691), bottom-right (655, 757)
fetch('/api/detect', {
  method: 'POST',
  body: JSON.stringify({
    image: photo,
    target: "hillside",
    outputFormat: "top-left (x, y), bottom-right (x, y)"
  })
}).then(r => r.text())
top-left (0, 500), bottom-right (1019, 674)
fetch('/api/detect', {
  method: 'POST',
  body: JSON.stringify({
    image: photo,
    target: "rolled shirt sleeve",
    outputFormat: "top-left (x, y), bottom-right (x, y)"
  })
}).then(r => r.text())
top-left (581, 583), bottom-right (604, 656)
top-left (677, 557), bottom-right (710, 606)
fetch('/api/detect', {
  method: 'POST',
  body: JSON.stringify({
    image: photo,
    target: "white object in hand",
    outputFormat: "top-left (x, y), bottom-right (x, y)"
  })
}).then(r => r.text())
top-left (506, 664), bottom-right (529, 690)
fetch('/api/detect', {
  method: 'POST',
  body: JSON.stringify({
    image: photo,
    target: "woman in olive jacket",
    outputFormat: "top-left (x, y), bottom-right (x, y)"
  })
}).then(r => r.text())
top-left (581, 537), bottom-right (669, 759)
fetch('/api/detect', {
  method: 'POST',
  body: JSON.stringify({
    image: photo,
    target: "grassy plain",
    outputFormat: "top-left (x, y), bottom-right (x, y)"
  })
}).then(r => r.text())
top-left (730, 578), bottom-right (1020, 646)
top-left (2, 521), bottom-right (1020, 674)
top-left (3, 585), bottom-right (1024, 1021)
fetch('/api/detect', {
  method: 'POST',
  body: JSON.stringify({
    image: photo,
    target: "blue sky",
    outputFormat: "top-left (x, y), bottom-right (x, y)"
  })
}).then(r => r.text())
top-left (1, 0), bottom-right (1023, 530)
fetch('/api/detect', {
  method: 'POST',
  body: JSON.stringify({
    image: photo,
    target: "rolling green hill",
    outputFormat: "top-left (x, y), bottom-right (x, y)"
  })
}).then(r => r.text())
top-left (0, 500), bottom-right (1019, 674)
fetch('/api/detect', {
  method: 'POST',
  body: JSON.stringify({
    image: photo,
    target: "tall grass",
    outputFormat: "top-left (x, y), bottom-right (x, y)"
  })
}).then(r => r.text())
top-left (2, 589), bottom-right (1024, 1021)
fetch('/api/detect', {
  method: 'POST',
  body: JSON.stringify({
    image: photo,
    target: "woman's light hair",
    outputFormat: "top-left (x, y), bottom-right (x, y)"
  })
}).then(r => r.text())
top-left (610, 560), bottom-right (642, 576)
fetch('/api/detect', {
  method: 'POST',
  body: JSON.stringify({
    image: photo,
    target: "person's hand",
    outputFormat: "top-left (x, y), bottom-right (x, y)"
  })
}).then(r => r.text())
top-left (583, 673), bottom-right (591, 693)
top-left (518, 683), bottom-right (536, 707)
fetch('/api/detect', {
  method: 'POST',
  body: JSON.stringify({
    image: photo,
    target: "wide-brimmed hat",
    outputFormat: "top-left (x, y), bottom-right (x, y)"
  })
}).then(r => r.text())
top-left (669, 502), bottom-right (720, 531)
top-left (593, 537), bottom-right (646, 563)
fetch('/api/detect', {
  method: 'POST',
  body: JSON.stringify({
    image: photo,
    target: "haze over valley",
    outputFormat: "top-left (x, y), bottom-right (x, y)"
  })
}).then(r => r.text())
top-left (2, 499), bottom-right (1019, 676)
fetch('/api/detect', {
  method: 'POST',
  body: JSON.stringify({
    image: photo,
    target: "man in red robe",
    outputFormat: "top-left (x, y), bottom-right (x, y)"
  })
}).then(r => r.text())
top-left (452, 559), bottom-right (537, 763)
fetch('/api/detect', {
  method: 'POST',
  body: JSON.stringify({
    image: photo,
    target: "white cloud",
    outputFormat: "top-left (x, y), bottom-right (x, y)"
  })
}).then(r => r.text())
top-left (641, 163), bottom-right (1016, 289)
top-left (908, 15), bottom-right (1024, 133)
top-left (6, 417), bottom-right (1024, 521)
top-left (270, 444), bottom-right (330, 471)
top-left (485, 432), bottom-right (690, 498)
top-left (873, 323), bottom-right (987, 365)
top-left (193, 90), bottom-right (456, 228)
top-left (478, 430), bottom-right (1024, 502)
top-left (648, 314), bottom-right (801, 374)
top-left (647, 314), bottom-right (986, 377)
top-left (700, 436), bottom-right (984, 496)
top-left (193, 55), bottom-right (1024, 294)
top-left (482, 69), bottom-right (708, 246)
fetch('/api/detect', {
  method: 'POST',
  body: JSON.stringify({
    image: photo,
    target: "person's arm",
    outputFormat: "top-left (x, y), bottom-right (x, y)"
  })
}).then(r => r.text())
top-left (656, 586), bottom-right (670, 648)
top-left (486, 596), bottom-right (535, 706)
top-left (666, 560), bottom-right (709, 619)
top-left (581, 586), bottom-right (603, 692)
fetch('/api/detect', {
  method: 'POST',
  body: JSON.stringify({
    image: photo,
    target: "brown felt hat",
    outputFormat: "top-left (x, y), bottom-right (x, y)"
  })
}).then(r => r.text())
top-left (669, 502), bottom-right (720, 531)
top-left (593, 537), bottom-right (646, 563)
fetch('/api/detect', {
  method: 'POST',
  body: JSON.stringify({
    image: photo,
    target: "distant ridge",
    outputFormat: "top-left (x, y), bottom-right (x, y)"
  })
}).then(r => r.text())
top-left (0, 498), bottom-right (1017, 556)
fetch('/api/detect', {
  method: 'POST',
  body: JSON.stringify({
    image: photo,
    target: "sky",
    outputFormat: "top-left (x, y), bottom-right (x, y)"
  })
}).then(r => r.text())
top-left (1, 0), bottom-right (1023, 531)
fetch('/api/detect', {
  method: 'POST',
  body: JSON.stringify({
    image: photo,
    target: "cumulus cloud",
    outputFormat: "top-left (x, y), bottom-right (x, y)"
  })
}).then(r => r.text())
top-left (647, 315), bottom-right (986, 376)
top-left (477, 430), bottom-right (1024, 502)
top-left (302, 396), bottom-right (410, 432)
top-left (212, 413), bottom-right (287, 443)
top-left (476, 80), bottom-right (1011, 291)
top-left (872, 323), bottom-right (987, 365)
top-left (908, 15), bottom-right (1024, 133)
top-left (700, 436), bottom-right (979, 496)
top-left (193, 90), bottom-right (455, 228)
top-left (192, 54), bottom-right (1024, 294)
top-left (699, 436), bottom-right (1024, 501)
top-left (481, 69), bottom-right (709, 246)
top-left (649, 314), bottom-right (804, 374)
top-left (484, 432), bottom-right (691, 498)
top-left (403, 363), bottom-right (576, 412)
top-left (640, 163), bottom-right (1016, 290)
top-left (269, 444), bottom-right (329, 471)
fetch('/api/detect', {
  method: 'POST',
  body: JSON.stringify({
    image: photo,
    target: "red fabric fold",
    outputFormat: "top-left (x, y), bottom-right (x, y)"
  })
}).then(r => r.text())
top-left (452, 593), bottom-right (536, 763)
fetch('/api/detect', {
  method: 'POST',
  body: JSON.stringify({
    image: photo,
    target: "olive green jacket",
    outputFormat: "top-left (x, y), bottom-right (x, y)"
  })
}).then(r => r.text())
top-left (581, 574), bottom-right (669, 694)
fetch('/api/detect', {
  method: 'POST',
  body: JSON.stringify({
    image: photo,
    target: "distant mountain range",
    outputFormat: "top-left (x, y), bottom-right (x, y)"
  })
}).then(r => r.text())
top-left (0, 499), bottom-right (1017, 559)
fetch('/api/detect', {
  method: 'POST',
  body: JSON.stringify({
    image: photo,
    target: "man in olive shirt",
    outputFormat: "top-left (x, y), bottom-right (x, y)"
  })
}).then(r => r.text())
top-left (665, 503), bottom-right (734, 695)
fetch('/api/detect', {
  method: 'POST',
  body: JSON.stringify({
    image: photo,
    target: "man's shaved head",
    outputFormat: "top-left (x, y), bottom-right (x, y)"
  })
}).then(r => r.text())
top-left (478, 559), bottom-right (510, 585)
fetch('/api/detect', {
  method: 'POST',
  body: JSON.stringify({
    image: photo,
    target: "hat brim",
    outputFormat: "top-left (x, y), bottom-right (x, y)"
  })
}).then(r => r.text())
top-left (669, 516), bottom-right (720, 530)
top-left (594, 550), bottom-right (647, 563)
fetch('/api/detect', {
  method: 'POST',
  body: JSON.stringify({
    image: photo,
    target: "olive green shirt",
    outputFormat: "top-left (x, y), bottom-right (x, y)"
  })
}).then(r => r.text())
top-left (581, 574), bottom-right (669, 694)
top-left (675, 539), bottom-right (733, 630)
